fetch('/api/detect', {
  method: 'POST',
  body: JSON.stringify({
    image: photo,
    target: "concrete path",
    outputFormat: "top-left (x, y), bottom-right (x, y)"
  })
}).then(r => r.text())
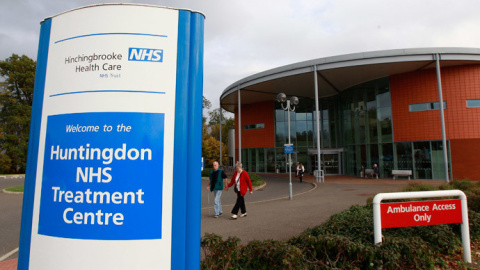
top-left (201, 173), bottom-right (313, 210)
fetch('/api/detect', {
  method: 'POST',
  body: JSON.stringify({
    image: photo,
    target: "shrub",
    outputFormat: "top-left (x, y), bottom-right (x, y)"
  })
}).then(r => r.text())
top-left (302, 205), bottom-right (374, 245)
top-left (378, 237), bottom-right (436, 269)
top-left (201, 233), bottom-right (240, 269)
top-left (438, 180), bottom-right (480, 213)
top-left (463, 189), bottom-right (480, 213)
top-left (249, 173), bottom-right (264, 187)
top-left (384, 224), bottom-right (459, 254)
top-left (299, 204), bottom-right (457, 267)
top-left (289, 234), bottom-right (378, 269)
top-left (201, 234), bottom-right (304, 270)
top-left (201, 168), bottom-right (214, 177)
top-left (402, 182), bottom-right (437, 192)
top-left (439, 179), bottom-right (475, 192)
top-left (289, 233), bottom-right (437, 269)
top-left (463, 211), bottom-right (480, 240)
top-left (202, 178), bottom-right (480, 269)
top-left (239, 239), bottom-right (305, 269)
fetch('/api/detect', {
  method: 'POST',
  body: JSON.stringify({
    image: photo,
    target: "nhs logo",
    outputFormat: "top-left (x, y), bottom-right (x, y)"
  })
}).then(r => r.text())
top-left (128, 48), bottom-right (163, 62)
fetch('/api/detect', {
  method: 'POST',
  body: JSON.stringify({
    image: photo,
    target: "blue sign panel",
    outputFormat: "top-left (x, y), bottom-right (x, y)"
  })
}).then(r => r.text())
top-left (284, 144), bottom-right (294, 154)
top-left (38, 112), bottom-right (164, 240)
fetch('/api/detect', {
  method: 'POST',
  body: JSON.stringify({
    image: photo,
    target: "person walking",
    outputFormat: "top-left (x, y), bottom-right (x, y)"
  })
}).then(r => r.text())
top-left (226, 162), bottom-right (253, 219)
top-left (206, 161), bottom-right (228, 218)
top-left (372, 163), bottom-right (379, 179)
top-left (298, 163), bottom-right (305, 182)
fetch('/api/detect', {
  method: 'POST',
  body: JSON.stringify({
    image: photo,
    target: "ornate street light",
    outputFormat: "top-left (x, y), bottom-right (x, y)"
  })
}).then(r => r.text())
top-left (276, 93), bottom-right (299, 200)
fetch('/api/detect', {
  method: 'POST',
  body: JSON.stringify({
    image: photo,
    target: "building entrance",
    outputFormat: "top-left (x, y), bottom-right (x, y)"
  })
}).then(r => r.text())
top-left (324, 153), bottom-right (339, 174)
top-left (309, 148), bottom-right (343, 175)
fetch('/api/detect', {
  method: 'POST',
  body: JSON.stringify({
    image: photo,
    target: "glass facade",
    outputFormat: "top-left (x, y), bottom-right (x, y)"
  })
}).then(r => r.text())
top-left (240, 77), bottom-right (450, 180)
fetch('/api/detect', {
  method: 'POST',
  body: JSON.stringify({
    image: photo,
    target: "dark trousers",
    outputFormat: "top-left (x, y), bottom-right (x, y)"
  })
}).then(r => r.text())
top-left (232, 192), bottom-right (246, 215)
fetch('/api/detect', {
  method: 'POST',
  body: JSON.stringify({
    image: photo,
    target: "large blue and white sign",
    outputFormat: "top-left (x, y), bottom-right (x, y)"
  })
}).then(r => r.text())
top-left (39, 112), bottom-right (164, 240)
top-left (19, 4), bottom-right (204, 270)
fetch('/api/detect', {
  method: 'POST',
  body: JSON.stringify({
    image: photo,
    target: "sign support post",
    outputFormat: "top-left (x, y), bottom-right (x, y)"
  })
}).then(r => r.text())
top-left (373, 190), bottom-right (471, 263)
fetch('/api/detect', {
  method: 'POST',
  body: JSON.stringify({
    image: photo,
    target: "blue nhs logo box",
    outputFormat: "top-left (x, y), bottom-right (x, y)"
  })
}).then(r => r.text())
top-left (284, 144), bottom-right (294, 154)
top-left (128, 47), bottom-right (163, 62)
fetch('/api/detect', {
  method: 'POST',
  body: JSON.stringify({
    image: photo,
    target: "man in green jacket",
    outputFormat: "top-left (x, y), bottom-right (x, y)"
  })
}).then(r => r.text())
top-left (206, 161), bottom-right (228, 218)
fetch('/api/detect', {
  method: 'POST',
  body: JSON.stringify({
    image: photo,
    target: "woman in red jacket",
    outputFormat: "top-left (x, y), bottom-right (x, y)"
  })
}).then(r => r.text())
top-left (226, 162), bottom-right (253, 219)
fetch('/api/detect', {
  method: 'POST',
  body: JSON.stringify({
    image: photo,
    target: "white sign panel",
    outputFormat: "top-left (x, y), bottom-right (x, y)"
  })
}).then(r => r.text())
top-left (18, 4), bottom-right (205, 270)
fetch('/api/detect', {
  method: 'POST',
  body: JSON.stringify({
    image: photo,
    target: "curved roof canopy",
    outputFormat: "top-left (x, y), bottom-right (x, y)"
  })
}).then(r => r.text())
top-left (220, 47), bottom-right (480, 113)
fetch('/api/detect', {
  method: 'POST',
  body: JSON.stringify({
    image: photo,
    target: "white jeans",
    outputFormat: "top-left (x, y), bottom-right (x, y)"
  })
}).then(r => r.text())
top-left (213, 190), bottom-right (223, 215)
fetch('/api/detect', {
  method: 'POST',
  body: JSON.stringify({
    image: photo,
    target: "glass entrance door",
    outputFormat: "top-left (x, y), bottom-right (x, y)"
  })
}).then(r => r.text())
top-left (323, 153), bottom-right (339, 174)
top-left (309, 148), bottom-right (343, 175)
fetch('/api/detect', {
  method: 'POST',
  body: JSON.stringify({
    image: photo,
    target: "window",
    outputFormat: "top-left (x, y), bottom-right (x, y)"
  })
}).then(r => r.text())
top-left (243, 123), bottom-right (264, 130)
top-left (467, 99), bottom-right (480, 108)
top-left (409, 101), bottom-right (447, 112)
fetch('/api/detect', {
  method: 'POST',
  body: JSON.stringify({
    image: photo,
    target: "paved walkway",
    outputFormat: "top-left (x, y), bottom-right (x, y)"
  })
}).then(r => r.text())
top-left (201, 174), bottom-right (440, 244)
top-left (0, 173), bottom-right (442, 269)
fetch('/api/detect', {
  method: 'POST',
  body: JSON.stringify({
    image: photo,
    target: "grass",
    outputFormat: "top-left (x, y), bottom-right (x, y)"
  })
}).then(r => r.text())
top-left (5, 185), bottom-right (24, 192)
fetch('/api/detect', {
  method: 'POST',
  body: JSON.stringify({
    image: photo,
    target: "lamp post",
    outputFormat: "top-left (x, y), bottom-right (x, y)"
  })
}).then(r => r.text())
top-left (276, 93), bottom-right (299, 200)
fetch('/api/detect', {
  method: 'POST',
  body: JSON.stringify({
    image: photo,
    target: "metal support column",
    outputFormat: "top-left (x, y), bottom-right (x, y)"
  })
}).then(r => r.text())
top-left (435, 54), bottom-right (450, 183)
top-left (287, 100), bottom-right (293, 200)
top-left (238, 88), bottom-right (242, 163)
top-left (314, 65), bottom-right (323, 182)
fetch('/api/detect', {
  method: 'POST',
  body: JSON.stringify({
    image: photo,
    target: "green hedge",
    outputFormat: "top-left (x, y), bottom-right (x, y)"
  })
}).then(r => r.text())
top-left (201, 179), bottom-right (480, 269)
top-left (201, 168), bottom-right (214, 177)
top-left (201, 204), bottom-right (457, 269)
top-left (201, 233), bottom-right (305, 270)
top-left (249, 173), bottom-right (264, 187)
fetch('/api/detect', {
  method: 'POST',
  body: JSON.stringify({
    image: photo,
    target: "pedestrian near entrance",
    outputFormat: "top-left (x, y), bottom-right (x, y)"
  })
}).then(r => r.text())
top-left (206, 161), bottom-right (228, 218)
top-left (226, 162), bottom-right (253, 219)
top-left (296, 162), bottom-right (305, 182)
top-left (372, 163), bottom-right (379, 179)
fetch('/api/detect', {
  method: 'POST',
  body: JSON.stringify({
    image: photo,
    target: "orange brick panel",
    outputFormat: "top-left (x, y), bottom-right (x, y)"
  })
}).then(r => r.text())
top-left (450, 139), bottom-right (480, 180)
top-left (391, 65), bottom-right (480, 142)
top-left (234, 100), bottom-right (275, 160)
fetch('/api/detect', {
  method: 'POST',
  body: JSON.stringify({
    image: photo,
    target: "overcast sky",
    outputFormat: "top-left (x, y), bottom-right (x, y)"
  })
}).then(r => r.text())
top-left (2, 0), bottom-right (480, 111)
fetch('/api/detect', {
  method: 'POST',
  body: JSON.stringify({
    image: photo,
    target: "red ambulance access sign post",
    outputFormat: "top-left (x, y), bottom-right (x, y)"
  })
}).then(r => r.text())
top-left (373, 190), bottom-right (471, 263)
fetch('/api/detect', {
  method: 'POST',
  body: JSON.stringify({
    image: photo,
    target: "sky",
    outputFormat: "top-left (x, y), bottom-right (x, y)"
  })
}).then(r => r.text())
top-left (2, 0), bottom-right (480, 112)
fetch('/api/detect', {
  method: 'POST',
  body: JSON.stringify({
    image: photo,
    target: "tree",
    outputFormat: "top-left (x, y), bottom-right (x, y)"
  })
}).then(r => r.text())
top-left (202, 136), bottom-right (228, 167)
top-left (202, 96), bottom-right (230, 167)
top-left (0, 54), bottom-right (36, 173)
top-left (208, 108), bottom-right (235, 145)
top-left (203, 96), bottom-right (212, 110)
top-left (209, 118), bottom-right (235, 143)
top-left (208, 108), bottom-right (223, 125)
top-left (202, 95), bottom-right (212, 124)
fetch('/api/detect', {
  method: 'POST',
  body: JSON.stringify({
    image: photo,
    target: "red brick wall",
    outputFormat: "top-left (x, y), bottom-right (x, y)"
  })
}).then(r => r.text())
top-left (450, 139), bottom-right (480, 180)
top-left (234, 100), bottom-right (275, 161)
top-left (390, 65), bottom-right (480, 142)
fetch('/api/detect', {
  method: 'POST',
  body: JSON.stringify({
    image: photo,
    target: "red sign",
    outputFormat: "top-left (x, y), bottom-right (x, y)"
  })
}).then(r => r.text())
top-left (380, 199), bottom-right (462, 228)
